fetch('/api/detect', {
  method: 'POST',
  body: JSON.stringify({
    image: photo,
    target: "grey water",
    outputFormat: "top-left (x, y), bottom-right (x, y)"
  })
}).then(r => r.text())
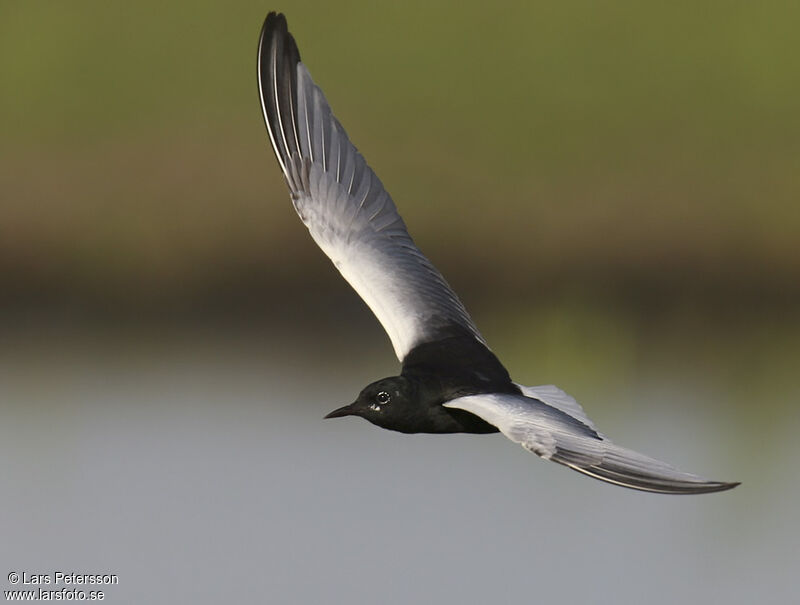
top-left (1, 314), bottom-right (797, 604)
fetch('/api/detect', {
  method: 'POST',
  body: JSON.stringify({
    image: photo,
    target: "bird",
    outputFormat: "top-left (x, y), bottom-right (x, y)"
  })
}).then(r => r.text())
top-left (256, 11), bottom-right (739, 495)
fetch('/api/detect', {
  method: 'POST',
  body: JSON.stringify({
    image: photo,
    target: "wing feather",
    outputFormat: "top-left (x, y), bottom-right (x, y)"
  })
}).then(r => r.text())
top-left (516, 383), bottom-right (599, 433)
top-left (258, 13), bottom-right (483, 360)
top-left (445, 392), bottom-right (739, 495)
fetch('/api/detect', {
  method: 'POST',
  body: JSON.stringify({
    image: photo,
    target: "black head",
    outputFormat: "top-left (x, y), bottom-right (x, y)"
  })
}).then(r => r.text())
top-left (324, 376), bottom-right (418, 430)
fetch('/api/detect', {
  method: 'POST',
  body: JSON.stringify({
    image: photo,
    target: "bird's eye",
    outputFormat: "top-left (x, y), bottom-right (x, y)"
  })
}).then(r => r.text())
top-left (376, 391), bottom-right (391, 404)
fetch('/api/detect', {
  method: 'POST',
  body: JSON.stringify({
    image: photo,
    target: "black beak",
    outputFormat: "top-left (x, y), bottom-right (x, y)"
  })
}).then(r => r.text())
top-left (324, 402), bottom-right (358, 419)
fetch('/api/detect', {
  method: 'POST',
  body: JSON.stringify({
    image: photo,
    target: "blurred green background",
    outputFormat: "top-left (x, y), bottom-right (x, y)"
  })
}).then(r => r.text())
top-left (1, 2), bottom-right (798, 604)
top-left (2, 0), bottom-right (798, 313)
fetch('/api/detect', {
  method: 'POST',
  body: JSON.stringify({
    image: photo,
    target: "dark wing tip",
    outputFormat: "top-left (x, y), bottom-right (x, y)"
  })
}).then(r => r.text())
top-left (568, 463), bottom-right (741, 495)
top-left (259, 12), bottom-right (286, 45)
top-left (257, 12), bottom-right (302, 177)
top-left (258, 12), bottom-right (301, 92)
top-left (259, 12), bottom-right (297, 58)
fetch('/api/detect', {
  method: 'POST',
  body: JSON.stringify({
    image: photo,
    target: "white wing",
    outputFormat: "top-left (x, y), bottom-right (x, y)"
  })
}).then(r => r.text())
top-left (445, 391), bottom-right (738, 494)
top-left (515, 383), bottom-right (600, 433)
top-left (258, 14), bottom-right (484, 361)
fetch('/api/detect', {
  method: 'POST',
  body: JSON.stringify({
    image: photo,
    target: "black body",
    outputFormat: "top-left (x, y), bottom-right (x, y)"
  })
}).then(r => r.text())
top-left (400, 334), bottom-right (519, 433)
top-left (327, 331), bottom-right (519, 434)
